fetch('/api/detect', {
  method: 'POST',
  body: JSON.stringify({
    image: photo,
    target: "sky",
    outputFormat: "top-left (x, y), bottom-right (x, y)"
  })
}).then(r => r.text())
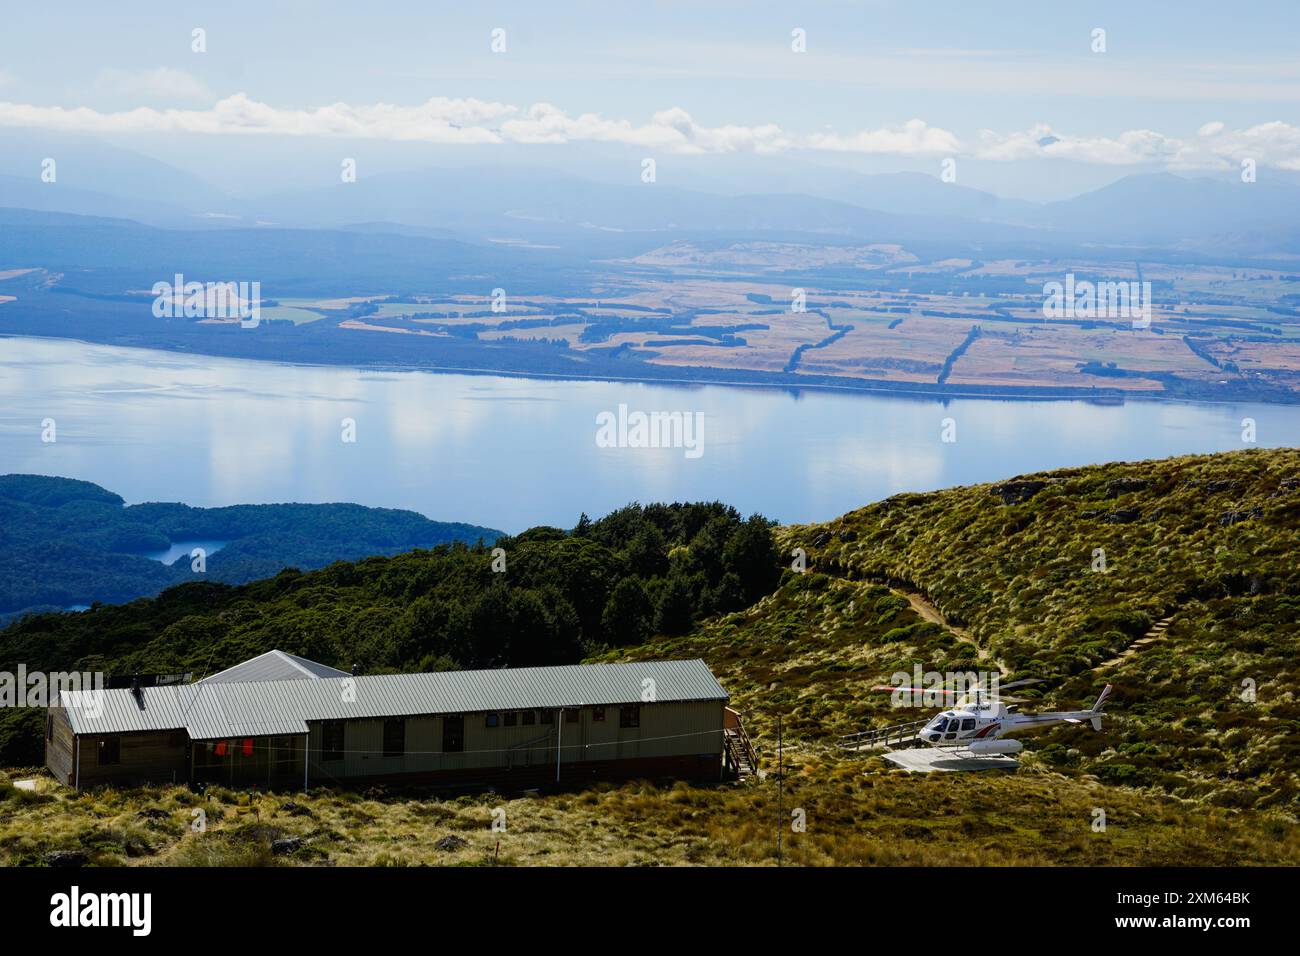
top-left (2, 0), bottom-right (1299, 200)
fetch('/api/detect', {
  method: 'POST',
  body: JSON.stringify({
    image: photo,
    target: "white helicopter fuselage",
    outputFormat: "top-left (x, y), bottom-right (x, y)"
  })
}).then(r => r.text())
top-left (919, 689), bottom-right (1109, 754)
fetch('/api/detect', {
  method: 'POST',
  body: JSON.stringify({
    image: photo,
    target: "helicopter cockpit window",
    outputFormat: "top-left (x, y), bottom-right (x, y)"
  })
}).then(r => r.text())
top-left (930, 717), bottom-right (949, 732)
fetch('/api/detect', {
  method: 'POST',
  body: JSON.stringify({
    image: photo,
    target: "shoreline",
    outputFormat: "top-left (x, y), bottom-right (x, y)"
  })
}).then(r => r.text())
top-left (5, 331), bottom-right (1298, 410)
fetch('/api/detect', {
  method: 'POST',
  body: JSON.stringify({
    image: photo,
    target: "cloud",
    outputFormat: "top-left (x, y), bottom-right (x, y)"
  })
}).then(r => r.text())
top-left (93, 67), bottom-right (214, 103)
top-left (0, 93), bottom-right (510, 144)
top-left (1192, 119), bottom-right (1300, 171)
top-left (806, 119), bottom-right (960, 156)
top-left (0, 93), bottom-right (1298, 171)
top-left (974, 124), bottom-right (1186, 166)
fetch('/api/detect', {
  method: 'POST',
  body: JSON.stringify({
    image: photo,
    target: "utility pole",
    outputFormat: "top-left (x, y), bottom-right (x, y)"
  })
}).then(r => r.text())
top-left (776, 714), bottom-right (783, 867)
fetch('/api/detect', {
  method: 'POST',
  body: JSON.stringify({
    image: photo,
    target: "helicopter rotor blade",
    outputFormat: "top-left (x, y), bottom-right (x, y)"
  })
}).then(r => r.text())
top-left (870, 686), bottom-right (965, 697)
top-left (995, 678), bottom-right (1046, 691)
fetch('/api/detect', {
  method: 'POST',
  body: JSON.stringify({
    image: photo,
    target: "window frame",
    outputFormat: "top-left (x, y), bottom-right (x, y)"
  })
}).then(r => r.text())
top-left (592, 705), bottom-right (605, 722)
top-left (619, 704), bottom-right (641, 729)
top-left (485, 712), bottom-right (500, 729)
top-left (98, 735), bottom-right (121, 766)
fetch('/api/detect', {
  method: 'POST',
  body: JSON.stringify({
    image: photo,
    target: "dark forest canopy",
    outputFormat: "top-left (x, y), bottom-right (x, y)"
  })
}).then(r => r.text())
top-left (0, 473), bottom-right (502, 619)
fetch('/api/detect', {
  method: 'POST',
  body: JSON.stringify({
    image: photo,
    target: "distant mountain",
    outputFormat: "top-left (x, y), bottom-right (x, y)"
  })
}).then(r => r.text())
top-left (1037, 172), bottom-right (1300, 251)
top-left (231, 164), bottom-right (1039, 248)
top-left (0, 474), bottom-right (502, 620)
top-left (0, 129), bottom-right (233, 221)
top-left (0, 206), bottom-right (573, 295)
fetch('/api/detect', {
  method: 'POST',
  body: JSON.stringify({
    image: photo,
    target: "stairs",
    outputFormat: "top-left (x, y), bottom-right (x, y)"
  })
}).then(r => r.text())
top-left (723, 708), bottom-right (758, 780)
top-left (1097, 614), bottom-right (1175, 671)
top-left (724, 729), bottom-right (756, 778)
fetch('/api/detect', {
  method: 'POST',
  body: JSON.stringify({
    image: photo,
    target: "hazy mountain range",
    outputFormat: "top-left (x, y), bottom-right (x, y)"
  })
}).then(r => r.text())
top-left (4, 130), bottom-right (1300, 261)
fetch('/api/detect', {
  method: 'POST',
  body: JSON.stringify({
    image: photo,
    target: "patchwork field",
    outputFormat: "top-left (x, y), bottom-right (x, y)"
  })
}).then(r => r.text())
top-left (294, 245), bottom-right (1300, 400)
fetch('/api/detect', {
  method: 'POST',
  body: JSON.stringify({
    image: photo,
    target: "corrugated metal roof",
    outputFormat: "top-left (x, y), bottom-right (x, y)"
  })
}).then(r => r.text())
top-left (197, 649), bottom-right (350, 684)
top-left (60, 659), bottom-right (727, 739)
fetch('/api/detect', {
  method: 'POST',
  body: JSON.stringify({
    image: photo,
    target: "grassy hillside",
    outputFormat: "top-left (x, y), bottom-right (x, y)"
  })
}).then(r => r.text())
top-left (774, 447), bottom-right (1300, 810)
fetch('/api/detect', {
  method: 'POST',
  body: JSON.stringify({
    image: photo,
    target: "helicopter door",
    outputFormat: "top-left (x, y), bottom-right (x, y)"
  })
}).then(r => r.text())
top-left (959, 718), bottom-right (976, 737)
top-left (943, 720), bottom-right (959, 741)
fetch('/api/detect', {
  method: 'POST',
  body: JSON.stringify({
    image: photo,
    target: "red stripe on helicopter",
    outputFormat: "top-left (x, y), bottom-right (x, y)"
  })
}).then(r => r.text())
top-left (973, 724), bottom-right (999, 738)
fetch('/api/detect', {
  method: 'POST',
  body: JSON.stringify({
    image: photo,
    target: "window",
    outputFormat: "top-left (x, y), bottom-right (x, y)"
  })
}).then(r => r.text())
top-left (540, 709), bottom-right (554, 724)
top-left (98, 736), bottom-right (121, 766)
top-left (442, 715), bottom-right (464, 753)
top-left (564, 708), bottom-right (579, 724)
top-left (321, 721), bottom-right (345, 761)
top-left (522, 710), bottom-right (536, 726)
top-left (504, 712), bottom-right (517, 727)
top-left (486, 712), bottom-right (500, 728)
top-left (383, 718), bottom-right (405, 757)
top-left (619, 705), bottom-right (640, 729)
top-left (592, 706), bottom-right (605, 722)
top-left (960, 718), bottom-right (976, 732)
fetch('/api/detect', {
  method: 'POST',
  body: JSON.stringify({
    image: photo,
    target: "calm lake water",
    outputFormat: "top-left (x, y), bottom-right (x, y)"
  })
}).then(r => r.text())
top-left (2, 336), bottom-right (1298, 533)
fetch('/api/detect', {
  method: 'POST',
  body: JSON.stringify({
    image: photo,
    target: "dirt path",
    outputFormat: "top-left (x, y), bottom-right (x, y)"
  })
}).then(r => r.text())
top-left (896, 588), bottom-right (1006, 674)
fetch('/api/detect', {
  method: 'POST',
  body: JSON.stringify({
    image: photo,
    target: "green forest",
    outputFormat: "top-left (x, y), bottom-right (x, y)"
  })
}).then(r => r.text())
top-left (0, 474), bottom-right (501, 619)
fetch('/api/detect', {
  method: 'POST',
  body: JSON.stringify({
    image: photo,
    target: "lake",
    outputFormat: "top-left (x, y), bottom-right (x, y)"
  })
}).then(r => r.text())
top-left (2, 336), bottom-right (1297, 533)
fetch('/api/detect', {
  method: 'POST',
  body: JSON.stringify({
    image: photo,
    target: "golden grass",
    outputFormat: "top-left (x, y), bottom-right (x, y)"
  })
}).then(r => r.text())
top-left (4, 757), bottom-right (1297, 867)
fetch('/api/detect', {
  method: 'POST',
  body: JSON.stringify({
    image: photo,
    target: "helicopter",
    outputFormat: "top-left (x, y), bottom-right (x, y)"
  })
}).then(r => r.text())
top-left (872, 679), bottom-right (1113, 756)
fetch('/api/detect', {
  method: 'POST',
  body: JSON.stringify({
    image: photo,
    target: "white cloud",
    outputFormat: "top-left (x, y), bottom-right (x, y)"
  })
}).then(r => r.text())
top-left (806, 119), bottom-right (959, 156)
top-left (93, 67), bottom-right (214, 103)
top-left (974, 124), bottom-right (1187, 166)
top-left (1194, 120), bottom-right (1300, 171)
top-left (0, 93), bottom-right (1298, 171)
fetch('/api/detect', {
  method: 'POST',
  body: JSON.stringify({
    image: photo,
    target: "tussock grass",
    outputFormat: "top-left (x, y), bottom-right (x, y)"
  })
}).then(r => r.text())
top-left (3, 762), bottom-right (1297, 866)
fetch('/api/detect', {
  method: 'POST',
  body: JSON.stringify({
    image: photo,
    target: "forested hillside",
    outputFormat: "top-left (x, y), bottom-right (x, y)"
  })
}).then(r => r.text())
top-left (0, 474), bottom-right (501, 618)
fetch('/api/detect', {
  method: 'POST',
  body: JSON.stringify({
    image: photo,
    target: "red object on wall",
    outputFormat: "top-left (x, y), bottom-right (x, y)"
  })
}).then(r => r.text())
top-left (242, 738), bottom-right (254, 756)
top-left (214, 740), bottom-right (227, 757)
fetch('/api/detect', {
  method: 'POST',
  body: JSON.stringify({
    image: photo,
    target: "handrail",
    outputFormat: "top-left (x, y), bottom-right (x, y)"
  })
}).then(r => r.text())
top-left (836, 717), bottom-right (928, 751)
top-left (724, 707), bottom-right (758, 774)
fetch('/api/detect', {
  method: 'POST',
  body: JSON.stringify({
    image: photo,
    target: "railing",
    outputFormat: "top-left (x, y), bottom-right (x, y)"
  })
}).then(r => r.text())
top-left (724, 707), bottom-right (758, 775)
top-left (836, 718), bottom-right (929, 752)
